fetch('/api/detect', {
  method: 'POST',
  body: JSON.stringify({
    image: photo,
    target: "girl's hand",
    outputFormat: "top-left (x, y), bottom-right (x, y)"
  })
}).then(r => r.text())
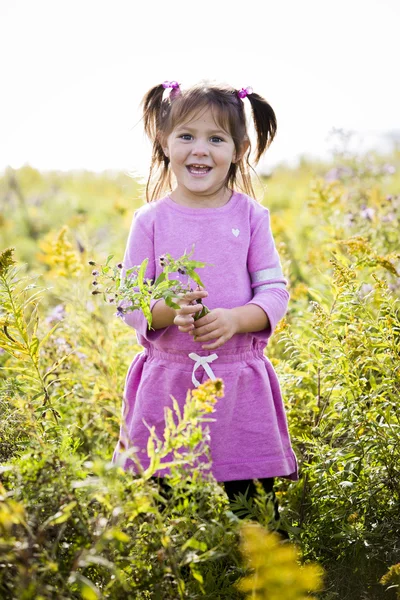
top-left (190, 308), bottom-right (238, 350)
top-left (173, 289), bottom-right (209, 333)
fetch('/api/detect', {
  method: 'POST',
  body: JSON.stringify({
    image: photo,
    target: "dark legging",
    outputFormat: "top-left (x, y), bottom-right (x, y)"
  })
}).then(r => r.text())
top-left (222, 477), bottom-right (280, 522)
top-left (151, 476), bottom-right (280, 523)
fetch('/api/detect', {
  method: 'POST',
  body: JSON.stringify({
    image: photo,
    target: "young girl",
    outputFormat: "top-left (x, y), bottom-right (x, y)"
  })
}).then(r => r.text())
top-left (112, 79), bottom-right (298, 515)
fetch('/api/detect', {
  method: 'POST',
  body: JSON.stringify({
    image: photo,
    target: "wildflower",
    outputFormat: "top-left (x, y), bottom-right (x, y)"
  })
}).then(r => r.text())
top-left (45, 304), bottom-right (66, 325)
top-left (159, 255), bottom-right (168, 267)
top-left (92, 280), bottom-right (98, 286)
top-left (0, 247), bottom-right (15, 276)
top-left (344, 213), bottom-right (355, 227)
top-left (382, 212), bottom-right (395, 222)
top-left (380, 563), bottom-right (400, 587)
top-left (91, 270), bottom-right (99, 276)
top-left (383, 163), bottom-right (395, 175)
top-left (117, 263), bottom-right (123, 269)
top-left (358, 283), bottom-right (374, 299)
top-left (360, 206), bottom-right (375, 221)
top-left (177, 267), bottom-right (186, 275)
top-left (348, 512), bottom-right (359, 523)
top-left (88, 260), bottom-right (96, 265)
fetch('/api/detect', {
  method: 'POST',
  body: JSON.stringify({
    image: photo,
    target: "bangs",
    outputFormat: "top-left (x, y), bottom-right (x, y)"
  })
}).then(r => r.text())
top-left (166, 87), bottom-right (245, 142)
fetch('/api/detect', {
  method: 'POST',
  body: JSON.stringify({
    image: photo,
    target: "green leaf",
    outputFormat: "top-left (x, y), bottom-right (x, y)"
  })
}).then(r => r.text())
top-left (189, 270), bottom-right (204, 287)
top-left (165, 296), bottom-right (180, 310)
top-left (154, 272), bottom-right (166, 286)
top-left (182, 537), bottom-right (207, 552)
top-left (190, 564), bottom-right (204, 586)
top-left (137, 258), bottom-right (148, 291)
top-left (38, 321), bottom-right (61, 349)
top-left (30, 335), bottom-right (40, 361)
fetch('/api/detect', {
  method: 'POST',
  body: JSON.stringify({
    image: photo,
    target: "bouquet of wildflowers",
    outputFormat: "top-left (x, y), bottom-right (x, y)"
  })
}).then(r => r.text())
top-left (88, 246), bottom-right (210, 328)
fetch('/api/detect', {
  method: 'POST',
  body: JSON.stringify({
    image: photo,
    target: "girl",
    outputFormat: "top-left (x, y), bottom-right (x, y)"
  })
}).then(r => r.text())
top-left (112, 79), bottom-right (298, 517)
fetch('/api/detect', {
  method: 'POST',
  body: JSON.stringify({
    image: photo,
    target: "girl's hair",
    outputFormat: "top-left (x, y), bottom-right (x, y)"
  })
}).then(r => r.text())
top-left (141, 80), bottom-right (277, 202)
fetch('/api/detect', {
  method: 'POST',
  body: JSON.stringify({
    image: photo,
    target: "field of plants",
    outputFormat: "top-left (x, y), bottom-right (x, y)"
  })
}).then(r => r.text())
top-left (1, 142), bottom-right (399, 599)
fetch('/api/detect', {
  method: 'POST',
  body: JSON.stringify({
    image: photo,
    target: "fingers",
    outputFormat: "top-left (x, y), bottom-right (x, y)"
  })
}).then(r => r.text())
top-left (173, 288), bottom-right (209, 334)
top-left (201, 336), bottom-right (226, 350)
top-left (177, 290), bottom-right (208, 305)
top-left (192, 329), bottom-right (222, 342)
top-left (174, 303), bottom-right (204, 332)
top-left (177, 303), bottom-right (204, 317)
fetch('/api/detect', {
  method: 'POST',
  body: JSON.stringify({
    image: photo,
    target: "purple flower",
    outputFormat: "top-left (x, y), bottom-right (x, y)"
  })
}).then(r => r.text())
top-left (382, 212), bottom-right (395, 222)
top-left (358, 283), bottom-right (374, 299)
top-left (324, 166), bottom-right (354, 182)
top-left (383, 164), bottom-right (395, 175)
top-left (92, 270), bottom-right (99, 276)
top-left (360, 207), bottom-right (375, 221)
top-left (45, 304), bottom-right (66, 325)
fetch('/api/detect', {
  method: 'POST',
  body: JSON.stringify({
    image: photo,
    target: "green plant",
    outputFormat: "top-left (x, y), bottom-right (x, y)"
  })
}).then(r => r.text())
top-left (88, 246), bottom-right (211, 327)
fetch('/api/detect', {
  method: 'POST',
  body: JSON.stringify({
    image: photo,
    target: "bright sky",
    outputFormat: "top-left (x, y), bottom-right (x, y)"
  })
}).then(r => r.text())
top-left (1, 0), bottom-right (399, 177)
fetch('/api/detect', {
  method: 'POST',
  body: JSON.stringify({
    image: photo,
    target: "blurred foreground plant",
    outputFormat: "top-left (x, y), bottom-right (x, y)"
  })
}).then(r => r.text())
top-left (236, 522), bottom-right (324, 599)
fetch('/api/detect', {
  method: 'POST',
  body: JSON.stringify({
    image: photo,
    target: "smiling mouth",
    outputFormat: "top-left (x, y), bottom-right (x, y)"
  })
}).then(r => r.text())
top-left (186, 165), bottom-right (212, 175)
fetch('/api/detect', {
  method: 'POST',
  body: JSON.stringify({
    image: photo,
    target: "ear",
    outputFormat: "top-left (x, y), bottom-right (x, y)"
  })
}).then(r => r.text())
top-left (233, 138), bottom-right (250, 163)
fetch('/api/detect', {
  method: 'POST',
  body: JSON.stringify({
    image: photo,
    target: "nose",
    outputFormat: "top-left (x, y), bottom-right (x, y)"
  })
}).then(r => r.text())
top-left (192, 139), bottom-right (209, 156)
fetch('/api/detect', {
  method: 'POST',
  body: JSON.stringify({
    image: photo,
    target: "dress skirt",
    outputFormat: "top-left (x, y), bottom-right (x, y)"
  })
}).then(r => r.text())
top-left (112, 344), bottom-right (298, 483)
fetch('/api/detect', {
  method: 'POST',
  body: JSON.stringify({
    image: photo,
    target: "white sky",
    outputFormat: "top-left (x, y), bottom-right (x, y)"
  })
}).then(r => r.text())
top-left (1, 0), bottom-right (399, 177)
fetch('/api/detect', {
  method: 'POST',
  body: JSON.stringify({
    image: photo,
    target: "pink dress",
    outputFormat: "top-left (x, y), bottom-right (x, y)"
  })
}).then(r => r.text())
top-left (111, 191), bottom-right (298, 482)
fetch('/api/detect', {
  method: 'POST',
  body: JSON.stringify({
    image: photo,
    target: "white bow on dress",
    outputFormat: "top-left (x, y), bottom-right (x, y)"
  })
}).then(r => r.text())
top-left (188, 352), bottom-right (218, 388)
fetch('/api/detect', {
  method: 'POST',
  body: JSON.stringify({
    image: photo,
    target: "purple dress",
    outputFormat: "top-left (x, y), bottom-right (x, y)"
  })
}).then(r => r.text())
top-left (111, 191), bottom-right (298, 482)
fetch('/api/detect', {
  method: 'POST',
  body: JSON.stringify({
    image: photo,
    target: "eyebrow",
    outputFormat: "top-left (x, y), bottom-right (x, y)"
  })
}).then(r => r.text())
top-left (175, 126), bottom-right (227, 135)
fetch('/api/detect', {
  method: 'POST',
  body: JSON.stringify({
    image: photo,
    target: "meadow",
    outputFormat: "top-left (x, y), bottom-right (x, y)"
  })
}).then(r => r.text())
top-left (0, 143), bottom-right (399, 599)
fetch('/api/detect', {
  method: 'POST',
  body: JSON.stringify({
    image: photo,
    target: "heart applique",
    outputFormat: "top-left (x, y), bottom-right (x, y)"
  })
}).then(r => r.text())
top-left (232, 228), bottom-right (240, 237)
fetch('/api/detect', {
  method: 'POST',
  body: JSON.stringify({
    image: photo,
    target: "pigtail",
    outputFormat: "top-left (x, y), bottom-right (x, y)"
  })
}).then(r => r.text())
top-left (245, 93), bottom-right (277, 164)
top-left (140, 84), bottom-right (172, 202)
top-left (141, 84), bottom-right (166, 141)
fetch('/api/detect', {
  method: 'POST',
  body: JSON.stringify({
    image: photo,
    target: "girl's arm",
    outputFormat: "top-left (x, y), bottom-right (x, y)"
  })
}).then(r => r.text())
top-left (150, 299), bottom-right (176, 329)
top-left (120, 212), bottom-right (169, 341)
top-left (245, 208), bottom-right (289, 341)
top-left (192, 207), bottom-right (288, 349)
top-left (152, 289), bottom-right (209, 329)
top-left (230, 303), bottom-right (270, 333)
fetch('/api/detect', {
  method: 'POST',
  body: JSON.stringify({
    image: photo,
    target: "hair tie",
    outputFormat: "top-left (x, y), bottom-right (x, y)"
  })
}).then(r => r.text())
top-left (162, 80), bottom-right (180, 90)
top-left (162, 80), bottom-right (181, 100)
top-left (237, 86), bottom-right (253, 99)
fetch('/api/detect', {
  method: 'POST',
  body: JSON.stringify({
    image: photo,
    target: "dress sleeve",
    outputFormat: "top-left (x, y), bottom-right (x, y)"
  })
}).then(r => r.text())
top-left (246, 209), bottom-right (289, 343)
top-left (118, 211), bottom-right (168, 342)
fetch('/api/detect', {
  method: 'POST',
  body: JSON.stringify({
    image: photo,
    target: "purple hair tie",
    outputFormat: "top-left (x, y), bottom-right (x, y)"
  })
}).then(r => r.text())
top-left (162, 80), bottom-right (180, 90)
top-left (162, 80), bottom-right (181, 100)
top-left (237, 86), bottom-right (253, 99)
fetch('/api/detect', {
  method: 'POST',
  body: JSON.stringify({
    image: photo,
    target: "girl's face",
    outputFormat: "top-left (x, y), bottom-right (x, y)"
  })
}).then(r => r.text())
top-left (163, 107), bottom-right (246, 205)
